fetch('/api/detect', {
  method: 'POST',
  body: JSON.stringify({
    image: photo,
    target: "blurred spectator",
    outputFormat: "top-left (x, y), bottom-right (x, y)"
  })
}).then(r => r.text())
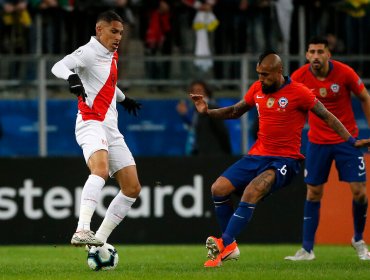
top-left (213, 0), bottom-right (248, 81)
top-left (247, 0), bottom-right (278, 54)
top-left (30, 0), bottom-right (62, 54)
top-left (182, 0), bottom-right (218, 75)
top-left (171, 0), bottom-right (196, 80)
top-left (326, 33), bottom-right (345, 54)
top-left (104, 0), bottom-right (136, 80)
top-left (338, 0), bottom-right (370, 55)
top-left (275, 0), bottom-right (293, 54)
top-left (176, 80), bottom-right (232, 156)
top-left (1, 0), bottom-right (31, 54)
top-left (140, 0), bottom-right (173, 91)
top-left (1, 0), bottom-right (31, 79)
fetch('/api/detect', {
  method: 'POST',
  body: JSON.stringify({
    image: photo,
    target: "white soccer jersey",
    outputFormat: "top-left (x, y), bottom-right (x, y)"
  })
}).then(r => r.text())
top-left (51, 36), bottom-right (125, 125)
top-left (52, 37), bottom-right (135, 171)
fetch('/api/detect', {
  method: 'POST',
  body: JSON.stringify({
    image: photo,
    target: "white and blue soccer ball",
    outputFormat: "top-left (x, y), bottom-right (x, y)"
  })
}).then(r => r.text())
top-left (87, 243), bottom-right (119, 271)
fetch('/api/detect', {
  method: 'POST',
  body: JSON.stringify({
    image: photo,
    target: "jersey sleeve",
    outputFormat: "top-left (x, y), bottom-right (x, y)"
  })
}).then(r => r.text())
top-left (344, 65), bottom-right (365, 96)
top-left (116, 87), bottom-right (126, 102)
top-left (51, 46), bottom-right (94, 80)
top-left (68, 46), bottom-right (94, 69)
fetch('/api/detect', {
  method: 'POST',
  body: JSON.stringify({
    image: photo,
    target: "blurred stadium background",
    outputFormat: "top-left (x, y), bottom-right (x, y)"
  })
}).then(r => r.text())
top-left (1, 0), bottom-right (370, 246)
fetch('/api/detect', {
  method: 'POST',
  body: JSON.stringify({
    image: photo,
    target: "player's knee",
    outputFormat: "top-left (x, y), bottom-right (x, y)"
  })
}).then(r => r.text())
top-left (210, 182), bottom-right (222, 196)
top-left (351, 182), bottom-right (367, 203)
top-left (91, 169), bottom-right (109, 181)
top-left (210, 178), bottom-right (232, 196)
top-left (122, 183), bottom-right (141, 198)
top-left (353, 190), bottom-right (367, 204)
top-left (306, 185), bottom-right (323, 201)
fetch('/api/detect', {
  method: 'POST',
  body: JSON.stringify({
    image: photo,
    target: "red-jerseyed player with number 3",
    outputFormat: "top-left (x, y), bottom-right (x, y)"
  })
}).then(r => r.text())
top-left (189, 50), bottom-right (370, 267)
top-left (51, 11), bottom-right (141, 248)
top-left (286, 36), bottom-right (370, 261)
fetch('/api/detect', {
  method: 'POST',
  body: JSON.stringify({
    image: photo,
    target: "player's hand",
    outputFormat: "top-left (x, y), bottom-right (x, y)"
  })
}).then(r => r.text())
top-left (119, 97), bottom-right (142, 116)
top-left (67, 73), bottom-right (87, 102)
top-left (354, 138), bottom-right (370, 148)
top-left (189, 93), bottom-right (208, 114)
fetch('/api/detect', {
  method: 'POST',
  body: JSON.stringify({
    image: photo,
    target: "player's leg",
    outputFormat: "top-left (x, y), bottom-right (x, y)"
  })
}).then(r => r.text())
top-left (72, 121), bottom-right (109, 246)
top-left (285, 142), bottom-right (332, 261)
top-left (205, 169), bottom-right (275, 268)
top-left (285, 184), bottom-right (323, 261)
top-left (206, 156), bottom-right (301, 267)
top-left (204, 156), bottom-right (255, 266)
top-left (302, 184), bottom-right (323, 253)
top-left (351, 181), bottom-right (368, 242)
top-left (223, 156), bottom-right (301, 248)
top-left (211, 177), bottom-right (236, 233)
top-left (221, 169), bottom-right (275, 246)
top-left (350, 181), bottom-right (370, 260)
top-left (334, 142), bottom-right (369, 260)
top-left (95, 165), bottom-right (140, 243)
top-left (95, 136), bottom-right (140, 244)
top-left (205, 176), bottom-right (238, 263)
top-left (210, 155), bottom-right (262, 237)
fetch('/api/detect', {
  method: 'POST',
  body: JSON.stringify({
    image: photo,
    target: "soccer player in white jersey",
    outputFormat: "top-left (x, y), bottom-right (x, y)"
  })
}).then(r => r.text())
top-left (51, 10), bottom-right (142, 247)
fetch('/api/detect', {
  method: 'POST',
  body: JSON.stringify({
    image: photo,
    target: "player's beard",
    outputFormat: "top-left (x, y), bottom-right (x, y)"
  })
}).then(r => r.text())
top-left (261, 82), bottom-right (279, 94)
top-left (311, 60), bottom-right (323, 70)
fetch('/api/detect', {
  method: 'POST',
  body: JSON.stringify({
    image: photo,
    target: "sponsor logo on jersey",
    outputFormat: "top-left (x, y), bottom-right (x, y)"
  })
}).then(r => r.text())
top-left (278, 97), bottom-right (288, 108)
top-left (330, 83), bottom-right (340, 93)
top-left (266, 97), bottom-right (275, 108)
top-left (319, 88), bottom-right (327, 97)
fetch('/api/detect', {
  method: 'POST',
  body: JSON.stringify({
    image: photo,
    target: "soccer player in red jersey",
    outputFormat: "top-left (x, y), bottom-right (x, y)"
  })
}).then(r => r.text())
top-left (190, 50), bottom-right (370, 267)
top-left (286, 36), bottom-right (370, 261)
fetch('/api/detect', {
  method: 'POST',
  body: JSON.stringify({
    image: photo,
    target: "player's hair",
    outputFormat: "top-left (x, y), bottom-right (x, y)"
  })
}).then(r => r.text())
top-left (97, 10), bottom-right (124, 24)
top-left (189, 80), bottom-right (213, 98)
top-left (307, 36), bottom-right (329, 49)
top-left (257, 50), bottom-right (277, 65)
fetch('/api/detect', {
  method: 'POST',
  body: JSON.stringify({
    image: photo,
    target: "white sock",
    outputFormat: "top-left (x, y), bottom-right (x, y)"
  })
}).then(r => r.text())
top-left (76, 174), bottom-right (105, 232)
top-left (95, 191), bottom-right (136, 242)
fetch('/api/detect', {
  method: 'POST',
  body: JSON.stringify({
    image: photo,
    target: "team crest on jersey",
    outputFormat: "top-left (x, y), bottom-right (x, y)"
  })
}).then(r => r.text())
top-left (278, 97), bottom-right (288, 108)
top-left (73, 49), bottom-right (83, 56)
top-left (266, 97), bottom-right (275, 108)
top-left (319, 88), bottom-right (327, 97)
top-left (330, 83), bottom-right (340, 93)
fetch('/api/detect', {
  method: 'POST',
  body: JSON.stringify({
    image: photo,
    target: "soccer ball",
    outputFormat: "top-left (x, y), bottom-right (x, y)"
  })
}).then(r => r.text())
top-left (87, 243), bottom-right (119, 271)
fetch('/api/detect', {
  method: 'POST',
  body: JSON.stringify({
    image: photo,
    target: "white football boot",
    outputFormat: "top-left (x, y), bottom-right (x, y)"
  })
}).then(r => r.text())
top-left (351, 238), bottom-right (370, 260)
top-left (285, 248), bottom-right (315, 261)
top-left (71, 230), bottom-right (104, 246)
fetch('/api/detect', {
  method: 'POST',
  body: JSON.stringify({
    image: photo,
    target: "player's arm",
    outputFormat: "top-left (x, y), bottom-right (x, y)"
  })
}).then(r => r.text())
top-left (51, 56), bottom-right (87, 102)
top-left (190, 94), bottom-right (251, 119)
top-left (311, 101), bottom-right (370, 148)
top-left (116, 87), bottom-right (142, 117)
top-left (357, 88), bottom-right (370, 128)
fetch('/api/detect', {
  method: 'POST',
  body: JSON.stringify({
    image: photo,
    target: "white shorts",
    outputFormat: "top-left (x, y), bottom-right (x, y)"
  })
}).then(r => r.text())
top-left (75, 116), bottom-right (135, 177)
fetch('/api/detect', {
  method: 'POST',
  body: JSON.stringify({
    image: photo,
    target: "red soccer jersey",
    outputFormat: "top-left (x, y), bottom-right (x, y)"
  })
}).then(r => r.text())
top-left (244, 78), bottom-right (317, 159)
top-left (291, 60), bottom-right (364, 144)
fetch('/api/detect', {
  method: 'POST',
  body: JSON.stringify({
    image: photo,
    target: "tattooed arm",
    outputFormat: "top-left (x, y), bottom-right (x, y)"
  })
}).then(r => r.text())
top-left (311, 101), bottom-right (352, 141)
top-left (189, 94), bottom-right (251, 119)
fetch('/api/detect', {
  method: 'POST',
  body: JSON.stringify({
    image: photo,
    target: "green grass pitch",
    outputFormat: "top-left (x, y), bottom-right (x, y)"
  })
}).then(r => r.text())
top-left (0, 244), bottom-right (369, 280)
